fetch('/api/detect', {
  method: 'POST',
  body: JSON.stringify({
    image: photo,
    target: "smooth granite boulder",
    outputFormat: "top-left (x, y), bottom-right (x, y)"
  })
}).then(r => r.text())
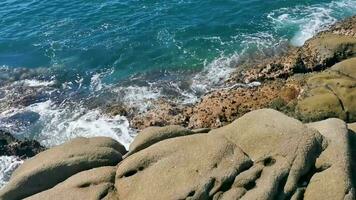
top-left (211, 109), bottom-right (327, 199)
top-left (297, 58), bottom-right (356, 122)
top-left (115, 109), bottom-right (355, 200)
top-left (0, 137), bottom-right (125, 200)
top-left (1, 109), bottom-right (355, 200)
top-left (127, 125), bottom-right (196, 157)
top-left (305, 119), bottom-right (355, 200)
top-left (25, 166), bottom-right (117, 200)
top-left (116, 133), bottom-right (252, 200)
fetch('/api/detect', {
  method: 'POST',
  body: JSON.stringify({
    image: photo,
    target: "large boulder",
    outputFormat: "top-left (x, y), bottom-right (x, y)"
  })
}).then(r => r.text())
top-left (210, 109), bottom-right (327, 199)
top-left (127, 125), bottom-right (196, 157)
top-left (296, 58), bottom-right (356, 122)
top-left (116, 109), bottom-right (355, 199)
top-left (305, 119), bottom-right (355, 200)
top-left (116, 133), bottom-right (253, 200)
top-left (0, 137), bottom-right (125, 200)
top-left (299, 33), bottom-right (356, 71)
top-left (1, 109), bottom-right (355, 200)
top-left (25, 166), bottom-right (117, 200)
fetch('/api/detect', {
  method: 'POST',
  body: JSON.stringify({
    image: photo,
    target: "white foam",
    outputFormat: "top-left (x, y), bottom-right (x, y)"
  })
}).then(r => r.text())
top-left (89, 69), bottom-right (113, 92)
top-left (14, 79), bottom-right (55, 87)
top-left (191, 53), bottom-right (238, 94)
top-left (188, 30), bottom-right (282, 104)
top-left (25, 100), bottom-right (134, 149)
top-left (90, 74), bottom-right (103, 91)
top-left (268, 0), bottom-right (356, 46)
top-left (113, 86), bottom-right (162, 112)
top-left (239, 32), bottom-right (284, 53)
top-left (0, 156), bottom-right (23, 189)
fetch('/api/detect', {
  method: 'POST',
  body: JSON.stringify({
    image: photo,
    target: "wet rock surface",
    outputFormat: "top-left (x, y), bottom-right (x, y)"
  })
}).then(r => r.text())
top-left (1, 109), bottom-right (355, 200)
top-left (129, 16), bottom-right (356, 130)
top-left (238, 16), bottom-right (356, 83)
top-left (0, 130), bottom-right (45, 158)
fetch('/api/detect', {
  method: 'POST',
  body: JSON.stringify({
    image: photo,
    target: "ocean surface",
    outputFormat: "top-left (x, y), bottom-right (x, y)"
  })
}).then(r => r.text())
top-left (1, 0), bottom-right (356, 187)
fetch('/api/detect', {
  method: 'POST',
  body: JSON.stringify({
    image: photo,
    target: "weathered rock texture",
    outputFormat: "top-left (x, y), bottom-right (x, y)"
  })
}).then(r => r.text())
top-left (296, 58), bottom-right (356, 122)
top-left (1, 109), bottom-right (355, 200)
top-left (239, 16), bottom-right (356, 83)
top-left (106, 16), bottom-right (356, 131)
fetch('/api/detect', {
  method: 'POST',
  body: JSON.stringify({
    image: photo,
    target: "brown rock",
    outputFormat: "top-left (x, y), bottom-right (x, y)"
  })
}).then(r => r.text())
top-left (238, 16), bottom-right (356, 83)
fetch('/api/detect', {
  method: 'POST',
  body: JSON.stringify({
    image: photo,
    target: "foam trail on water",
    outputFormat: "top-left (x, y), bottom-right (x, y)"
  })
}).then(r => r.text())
top-left (13, 80), bottom-right (56, 87)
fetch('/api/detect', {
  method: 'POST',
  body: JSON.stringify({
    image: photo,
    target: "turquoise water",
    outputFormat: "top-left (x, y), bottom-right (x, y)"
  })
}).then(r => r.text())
top-left (0, 0), bottom-right (356, 143)
top-left (1, 0), bottom-right (355, 83)
top-left (0, 0), bottom-right (356, 188)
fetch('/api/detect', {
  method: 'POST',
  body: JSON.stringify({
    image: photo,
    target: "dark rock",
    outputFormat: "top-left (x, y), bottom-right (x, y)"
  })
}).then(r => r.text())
top-left (0, 130), bottom-right (45, 158)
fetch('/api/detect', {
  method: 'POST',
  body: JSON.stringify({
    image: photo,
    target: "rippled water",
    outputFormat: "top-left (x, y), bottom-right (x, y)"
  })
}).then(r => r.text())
top-left (0, 0), bottom-right (356, 188)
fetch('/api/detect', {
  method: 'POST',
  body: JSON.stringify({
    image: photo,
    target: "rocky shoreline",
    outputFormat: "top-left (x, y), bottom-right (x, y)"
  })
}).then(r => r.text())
top-left (0, 109), bottom-right (355, 200)
top-left (128, 16), bottom-right (356, 130)
top-left (0, 16), bottom-right (356, 200)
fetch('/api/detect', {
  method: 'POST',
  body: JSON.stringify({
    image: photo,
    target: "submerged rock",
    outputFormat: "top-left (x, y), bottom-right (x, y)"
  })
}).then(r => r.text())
top-left (1, 109), bottom-right (355, 200)
top-left (0, 130), bottom-right (45, 158)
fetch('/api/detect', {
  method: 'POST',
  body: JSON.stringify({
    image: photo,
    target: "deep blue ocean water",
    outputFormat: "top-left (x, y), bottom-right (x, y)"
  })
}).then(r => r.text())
top-left (0, 0), bottom-right (356, 187)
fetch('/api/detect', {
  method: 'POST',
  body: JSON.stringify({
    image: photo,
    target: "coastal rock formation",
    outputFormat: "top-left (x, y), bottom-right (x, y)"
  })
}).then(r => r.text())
top-left (328, 16), bottom-right (356, 37)
top-left (296, 58), bottom-right (356, 122)
top-left (128, 17), bottom-right (356, 131)
top-left (0, 130), bottom-right (45, 158)
top-left (1, 109), bottom-right (355, 200)
top-left (185, 81), bottom-right (285, 128)
top-left (130, 100), bottom-right (190, 130)
top-left (0, 137), bottom-right (125, 200)
top-left (25, 166), bottom-right (117, 200)
top-left (305, 119), bottom-right (355, 200)
top-left (240, 16), bottom-right (356, 83)
top-left (127, 125), bottom-right (195, 157)
top-left (130, 80), bottom-right (302, 129)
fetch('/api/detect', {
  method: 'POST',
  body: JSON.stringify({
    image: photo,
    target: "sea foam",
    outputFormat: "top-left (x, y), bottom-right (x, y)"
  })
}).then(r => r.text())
top-left (268, 0), bottom-right (356, 46)
top-left (0, 156), bottom-right (23, 189)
